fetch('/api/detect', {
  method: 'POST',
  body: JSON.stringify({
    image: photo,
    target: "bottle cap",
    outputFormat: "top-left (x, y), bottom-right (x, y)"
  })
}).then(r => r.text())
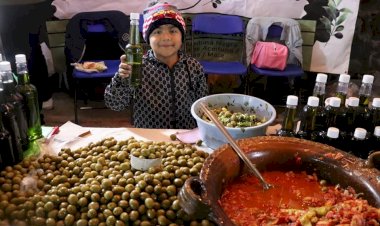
top-left (374, 126), bottom-right (380, 137)
top-left (329, 97), bottom-right (341, 107)
top-left (15, 54), bottom-right (26, 64)
top-left (347, 97), bottom-right (359, 107)
top-left (316, 73), bottom-right (328, 83)
top-left (362, 74), bottom-right (374, 84)
top-left (130, 13), bottom-right (140, 20)
top-left (307, 96), bottom-right (319, 107)
top-left (353, 128), bottom-right (367, 139)
top-left (0, 61), bottom-right (11, 71)
top-left (286, 95), bottom-right (298, 106)
top-left (338, 74), bottom-right (350, 83)
top-left (327, 127), bottom-right (339, 139)
top-left (372, 98), bottom-right (380, 108)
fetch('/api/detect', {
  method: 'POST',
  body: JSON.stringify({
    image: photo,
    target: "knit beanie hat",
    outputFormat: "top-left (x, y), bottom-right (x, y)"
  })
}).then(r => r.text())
top-left (142, 2), bottom-right (186, 44)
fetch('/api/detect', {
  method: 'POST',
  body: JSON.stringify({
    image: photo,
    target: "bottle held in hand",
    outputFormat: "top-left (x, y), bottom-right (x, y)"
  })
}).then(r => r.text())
top-left (126, 13), bottom-right (143, 88)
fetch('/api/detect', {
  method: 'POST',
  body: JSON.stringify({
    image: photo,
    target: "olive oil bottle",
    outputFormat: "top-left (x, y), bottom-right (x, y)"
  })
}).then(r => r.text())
top-left (358, 74), bottom-right (374, 108)
top-left (313, 73), bottom-right (328, 134)
top-left (335, 74), bottom-right (350, 107)
top-left (297, 96), bottom-right (319, 141)
top-left (320, 127), bottom-right (343, 151)
top-left (125, 13), bottom-right (143, 88)
top-left (15, 54), bottom-right (43, 142)
top-left (277, 95), bottom-right (298, 137)
top-left (0, 112), bottom-right (14, 169)
top-left (0, 61), bottom-right (29, 151)
top-left (349, 128), bottom-right (369, 159)
top-left (0, 78), bottom-right (21, 164)
top-left (344, 97), bottom-right (359, 138)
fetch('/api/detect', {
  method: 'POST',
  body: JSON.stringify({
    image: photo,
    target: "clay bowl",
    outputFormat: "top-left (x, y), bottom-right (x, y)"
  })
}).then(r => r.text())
top-left (179, 136), bottom-right (380, 225)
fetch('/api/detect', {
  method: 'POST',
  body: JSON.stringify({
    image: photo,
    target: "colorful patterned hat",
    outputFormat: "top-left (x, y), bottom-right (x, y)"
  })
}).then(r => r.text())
top-left (142, 2), bottom-right (186, 43)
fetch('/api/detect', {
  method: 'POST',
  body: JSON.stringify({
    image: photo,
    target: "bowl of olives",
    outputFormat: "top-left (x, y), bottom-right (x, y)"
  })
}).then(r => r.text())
top-left (191, 93), bottom-right (276, 149)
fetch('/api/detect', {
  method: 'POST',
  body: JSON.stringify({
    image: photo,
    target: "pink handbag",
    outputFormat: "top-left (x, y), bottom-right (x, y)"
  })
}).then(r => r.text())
top-left (251, 41), bottom-right (288, 71)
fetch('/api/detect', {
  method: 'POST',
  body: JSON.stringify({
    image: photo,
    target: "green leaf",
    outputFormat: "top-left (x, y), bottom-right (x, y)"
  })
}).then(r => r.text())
top-left (328, 0), bottom-right (336, 8)
top-left (335, 0), bottom-right (342, 7)
top-left (323, 6), bottom-right (337, 21)
top-left (340, 8), bottom-right (353, 14)
top-left (335, 25), bottom-right (344, 31)
top-left (336, 13), bottom-right (348, 25)
top-left (321, 16), bottom-right (333, 30)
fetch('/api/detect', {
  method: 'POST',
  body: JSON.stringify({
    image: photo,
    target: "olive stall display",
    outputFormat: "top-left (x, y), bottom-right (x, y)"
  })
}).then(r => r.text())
top-left (0, 137), bottom-right (214, 226)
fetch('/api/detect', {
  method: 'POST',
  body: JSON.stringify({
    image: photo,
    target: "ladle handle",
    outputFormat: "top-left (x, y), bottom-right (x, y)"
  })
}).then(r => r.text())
top-left (200, 102), bottom-right (271, 190)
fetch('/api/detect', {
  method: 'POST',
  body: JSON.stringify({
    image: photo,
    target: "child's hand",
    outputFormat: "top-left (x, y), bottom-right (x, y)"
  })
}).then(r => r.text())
top-left (118, 55), bottom-right (132, 78)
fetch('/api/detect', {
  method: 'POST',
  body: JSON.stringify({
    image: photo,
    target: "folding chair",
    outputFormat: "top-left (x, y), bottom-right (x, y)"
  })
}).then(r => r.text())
top-left (191, 13), bottom-right (247, 93)
top-left (64, 10), bottom-right (130, 124)
top-left (246, 17), bottom-right (304, 104)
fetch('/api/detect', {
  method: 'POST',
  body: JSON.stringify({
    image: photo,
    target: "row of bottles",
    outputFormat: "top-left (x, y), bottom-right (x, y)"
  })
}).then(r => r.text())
top-left (277, 95), bottom-right (380, 159)
top-left (0, 54), bottom-right (42, 170)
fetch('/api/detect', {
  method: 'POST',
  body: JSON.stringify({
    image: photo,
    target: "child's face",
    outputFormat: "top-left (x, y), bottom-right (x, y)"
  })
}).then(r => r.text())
top-left (149, 24), bottom-right (182, 61)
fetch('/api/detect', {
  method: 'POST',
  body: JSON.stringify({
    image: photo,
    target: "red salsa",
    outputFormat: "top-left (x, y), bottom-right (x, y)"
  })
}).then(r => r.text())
top-left (220, 171), bottom-right (380, 225)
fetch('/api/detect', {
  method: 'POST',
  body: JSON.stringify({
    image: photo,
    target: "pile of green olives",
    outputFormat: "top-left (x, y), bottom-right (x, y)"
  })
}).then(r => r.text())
top-left (202, 107), bottom-right (265, 128)
top-left (0, 137), bottom-right (213, 226)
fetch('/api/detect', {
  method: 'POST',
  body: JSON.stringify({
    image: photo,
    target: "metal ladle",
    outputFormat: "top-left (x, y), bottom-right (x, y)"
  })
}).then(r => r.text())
top-left (200, 102), bottom-right (273, 190)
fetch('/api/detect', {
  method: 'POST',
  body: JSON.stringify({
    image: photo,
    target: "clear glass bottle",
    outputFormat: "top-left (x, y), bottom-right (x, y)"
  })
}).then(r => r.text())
top-left (15, 54), bottom-right (43, 142)
top-left (277, 95), bottom-right (298, 137)
top-left (322, 127), bottom-right (343, 151)
top-left (0, 77), bottom-right (21, 164)
top-left (335, 73), bottom-right (350, 107)
top-left (0, 61), bottom-right (29, 151)
top-left (350, 127), bottom-right (369, 159)
top-left (125, 13), bottom-right (143, 88)
top-left (325, 97), bottom-right (342, 128)
top-left (344, 97), bottom-right (359, 137)
top-left (358, 74), bottom-right (374, 108)
top-left (368, 98), bottom-right (380, 134)
top-left (297, 96), bottom-right (319, 141)
top-left (313, 73), bottom-right (328, 105)
top-left (0, 111), bottom-right (14, 170)
top-left (369, 126), bottom-right (380, 155)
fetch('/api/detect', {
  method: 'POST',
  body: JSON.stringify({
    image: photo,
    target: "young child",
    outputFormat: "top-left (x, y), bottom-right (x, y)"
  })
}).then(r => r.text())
top-left (104, 2), bottom-right (208, 129)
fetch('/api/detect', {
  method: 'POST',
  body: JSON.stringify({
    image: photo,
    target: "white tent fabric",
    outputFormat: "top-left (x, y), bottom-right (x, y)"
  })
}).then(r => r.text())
top-left (51, 0), bottom-right (360, 74)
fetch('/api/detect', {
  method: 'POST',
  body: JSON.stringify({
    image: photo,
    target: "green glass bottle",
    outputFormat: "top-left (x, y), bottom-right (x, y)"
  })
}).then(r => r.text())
top-left (277, 95), bottom-right (298, 137)
top-left (0, 61), bottom-right (29, 151)
top-left (325, 97), bottom-right (341, 128)
top-left (125, 13), bottom-right (143, 88)
top-left (335, 73), bottom-right (350, 107)
top-left (15, 54), bottom-right (43, 142)
top-left (297, 96), bottom-right (319, 141)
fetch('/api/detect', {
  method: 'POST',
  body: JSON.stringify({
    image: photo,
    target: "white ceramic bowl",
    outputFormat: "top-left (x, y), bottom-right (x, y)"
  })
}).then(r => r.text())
top-left (191, 93), bottom-right (276, 149)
